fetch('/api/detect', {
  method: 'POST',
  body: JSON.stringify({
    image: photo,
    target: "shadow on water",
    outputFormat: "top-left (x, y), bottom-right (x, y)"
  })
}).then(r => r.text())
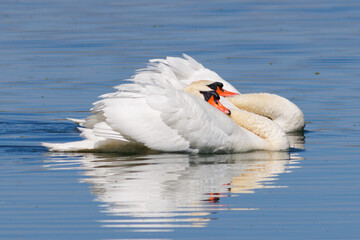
top-left (43, 136), bottom-right (305, 232)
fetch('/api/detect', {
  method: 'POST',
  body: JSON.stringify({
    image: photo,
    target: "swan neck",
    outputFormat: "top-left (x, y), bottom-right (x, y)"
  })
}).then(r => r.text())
top-left (230, 109), bottom-right (289, 151)
top-left (227, 93), bottom-right (305, 133)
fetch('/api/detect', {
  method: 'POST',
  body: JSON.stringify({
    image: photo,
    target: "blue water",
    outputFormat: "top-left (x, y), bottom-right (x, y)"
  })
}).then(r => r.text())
top-left (1, 0), bottom-right (360, 239)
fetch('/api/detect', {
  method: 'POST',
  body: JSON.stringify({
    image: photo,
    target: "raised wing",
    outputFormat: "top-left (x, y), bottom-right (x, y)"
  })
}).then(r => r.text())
top-left (139, 54), bottom-right (240, 93)
top-left (90, 81), bottom-right (240, 153)
top-left (90, 83), bottom-right (190, 152)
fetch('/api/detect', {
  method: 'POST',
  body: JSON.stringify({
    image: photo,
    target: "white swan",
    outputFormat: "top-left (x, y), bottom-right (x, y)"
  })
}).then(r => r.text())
top-left (43, 54), bottom-right (304, 153)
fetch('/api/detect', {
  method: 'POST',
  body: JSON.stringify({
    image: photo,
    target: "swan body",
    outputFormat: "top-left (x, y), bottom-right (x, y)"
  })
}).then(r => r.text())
top-left (43, 54), bottom-right (304, 153)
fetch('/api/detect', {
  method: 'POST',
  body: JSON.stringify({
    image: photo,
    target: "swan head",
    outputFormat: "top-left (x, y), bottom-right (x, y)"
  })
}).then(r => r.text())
top-left (183, 80), bottom-right (238, 115)
top-left (200, 91), bottom-right (231, 116)
top-left (186, 80), bottom-right (239, 97)
top-left (183, 82), bottom-right (231, 115)
top-left (206, 81), bottom-right (239, 97)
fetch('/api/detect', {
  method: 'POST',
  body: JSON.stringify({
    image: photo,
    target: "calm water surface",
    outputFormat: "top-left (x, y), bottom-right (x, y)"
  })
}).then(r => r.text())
top-left (1, 0), bottom-right (360, 239)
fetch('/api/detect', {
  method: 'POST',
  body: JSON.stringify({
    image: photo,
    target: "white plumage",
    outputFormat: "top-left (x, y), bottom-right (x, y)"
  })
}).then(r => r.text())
top-left (43, 54), bottom-right (305, 153)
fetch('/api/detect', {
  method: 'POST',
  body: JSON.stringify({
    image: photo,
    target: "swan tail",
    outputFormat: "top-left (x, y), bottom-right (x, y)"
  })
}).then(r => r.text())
top-left (42, 139), bottom-right (154, 154)
top-left (66, 118), bottom-right (86, 125)
top-left (42, 140), bottom-right (95, 152)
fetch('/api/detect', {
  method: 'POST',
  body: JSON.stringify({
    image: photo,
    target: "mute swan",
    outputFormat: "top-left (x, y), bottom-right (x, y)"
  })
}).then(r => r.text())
top-left (43, 54), bottom-right (303, 153)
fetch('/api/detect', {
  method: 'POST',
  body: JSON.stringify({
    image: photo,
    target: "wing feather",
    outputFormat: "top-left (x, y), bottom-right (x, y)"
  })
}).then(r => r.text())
top-left (147, 88), bottom-right (238, 153)
top-left (99, 95), bottom-right (191, 152)
top-left (44, 55), bottom-right (244, 153)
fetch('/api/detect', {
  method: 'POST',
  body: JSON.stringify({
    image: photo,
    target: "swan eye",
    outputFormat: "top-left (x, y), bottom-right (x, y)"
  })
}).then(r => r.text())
top-left (213, 92), bottom-right (221, 104)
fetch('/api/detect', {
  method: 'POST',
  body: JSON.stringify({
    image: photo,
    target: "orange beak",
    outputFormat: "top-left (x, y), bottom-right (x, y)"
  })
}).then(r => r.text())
top-left (208, 96), bottom-right (231, 115)
top-left (216, 87), bottom-right (239, 97)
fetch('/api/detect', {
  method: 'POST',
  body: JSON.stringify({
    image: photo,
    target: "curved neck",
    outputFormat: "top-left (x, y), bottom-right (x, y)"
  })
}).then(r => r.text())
top-left (229, 108), bottom-right (289, 151)
top-left (226, 93), bottom-right (305, 133)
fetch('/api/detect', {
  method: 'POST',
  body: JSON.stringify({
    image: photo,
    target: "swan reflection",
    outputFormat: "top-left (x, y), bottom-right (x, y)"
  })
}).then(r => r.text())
top-left (45, 144), bottom-right (304, 231)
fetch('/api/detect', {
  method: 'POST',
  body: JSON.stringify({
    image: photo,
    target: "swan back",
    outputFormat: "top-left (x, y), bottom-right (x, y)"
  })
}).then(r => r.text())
top-left (148, 54), bottom-right (239, 94)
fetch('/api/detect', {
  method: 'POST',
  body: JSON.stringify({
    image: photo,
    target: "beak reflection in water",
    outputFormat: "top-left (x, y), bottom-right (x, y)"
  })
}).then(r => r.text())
top-left (44, 144), bottom-right (304, 232)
